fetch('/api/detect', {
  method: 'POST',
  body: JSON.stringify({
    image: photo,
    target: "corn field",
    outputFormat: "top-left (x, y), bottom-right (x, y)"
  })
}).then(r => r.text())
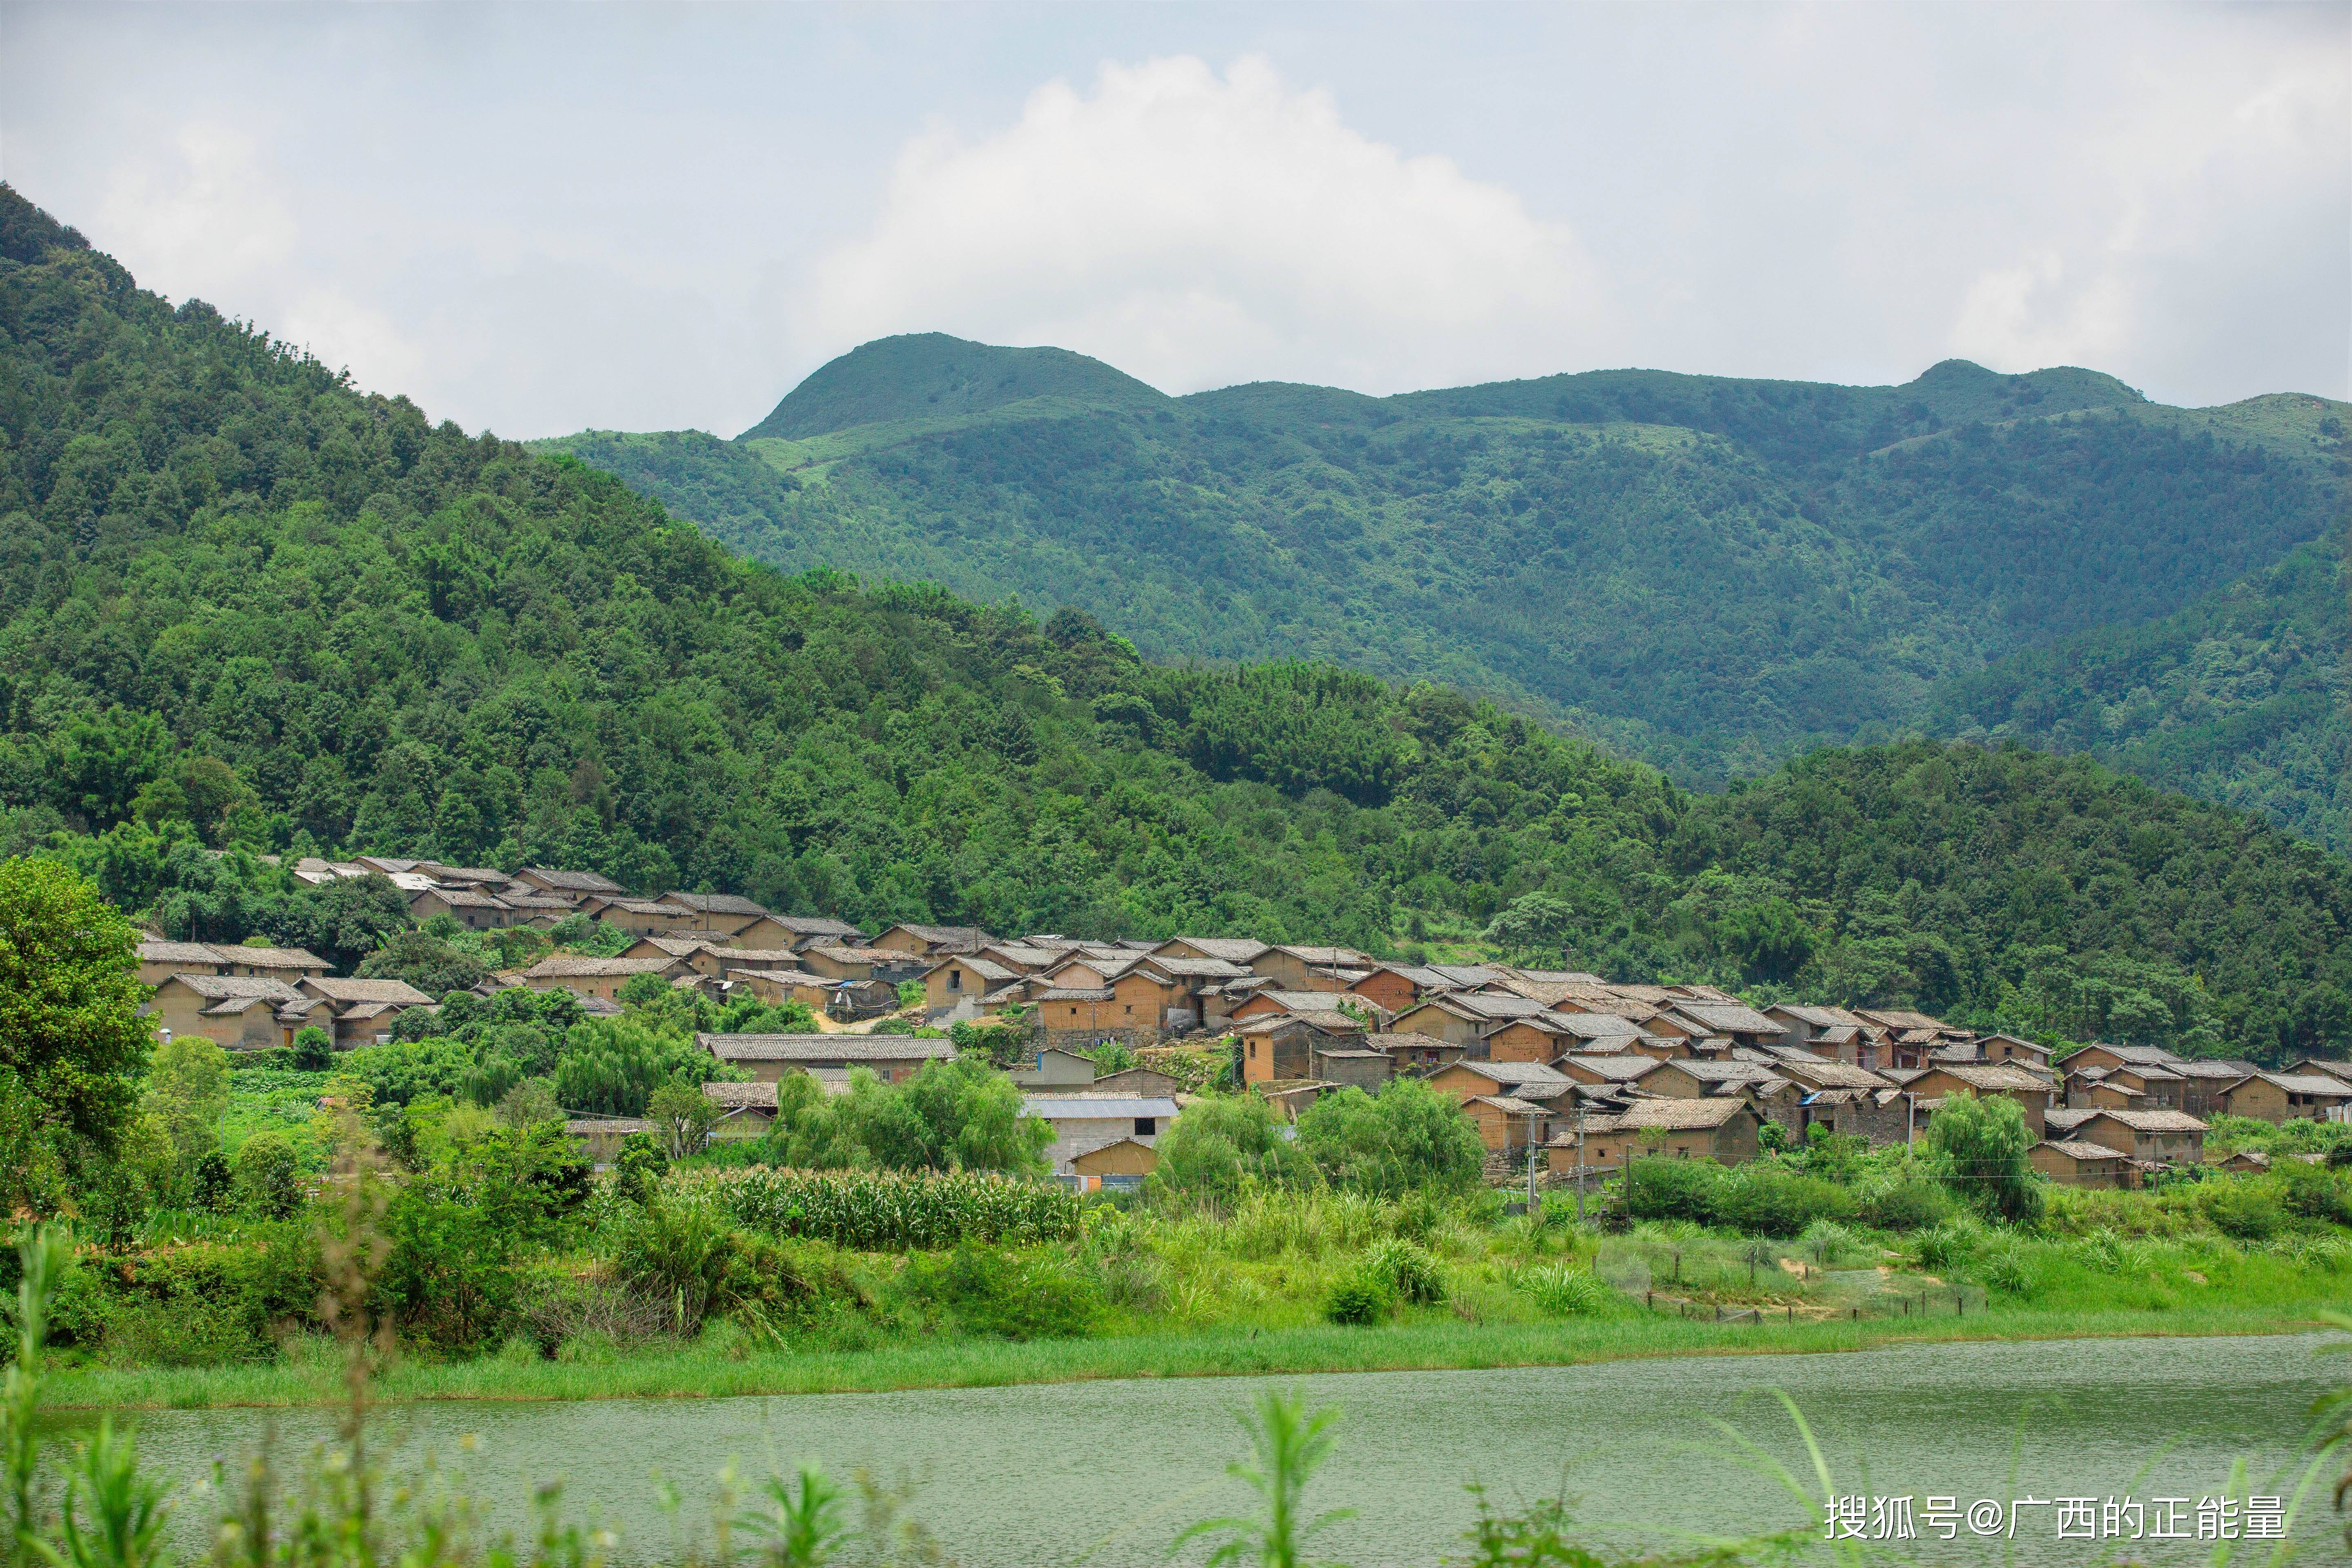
top-left (676, 1166), bottom-right (1082, 1250)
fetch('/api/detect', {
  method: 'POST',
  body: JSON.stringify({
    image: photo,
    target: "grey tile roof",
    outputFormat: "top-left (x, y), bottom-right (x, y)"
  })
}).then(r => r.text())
top-left (695, 1033), bottom-right (957, 1062)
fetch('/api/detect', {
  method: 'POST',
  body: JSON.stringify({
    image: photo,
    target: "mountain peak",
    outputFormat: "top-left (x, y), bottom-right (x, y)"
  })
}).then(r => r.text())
top-left (739, 332), bottom-right (1169, 441)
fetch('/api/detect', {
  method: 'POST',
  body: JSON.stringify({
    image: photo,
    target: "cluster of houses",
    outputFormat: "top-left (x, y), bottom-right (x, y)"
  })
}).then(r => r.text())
top-left (133, 867), bottom-right (2352, 1191)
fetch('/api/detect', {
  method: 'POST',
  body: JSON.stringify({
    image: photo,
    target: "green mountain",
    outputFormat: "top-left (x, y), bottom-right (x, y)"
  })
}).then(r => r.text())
top-left (548, 334), bottom-right (2349, 819)
top-left (3, 183), bottom-right (2349, 1065)
top-left (1937, 532), bottom-right (2348, 854)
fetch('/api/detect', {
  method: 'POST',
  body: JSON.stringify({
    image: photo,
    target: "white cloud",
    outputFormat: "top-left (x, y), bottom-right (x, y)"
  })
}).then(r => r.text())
top-left (798, 55), bottom-right (1611, 395)
top-left (96, 125), bottom-right (298, 298)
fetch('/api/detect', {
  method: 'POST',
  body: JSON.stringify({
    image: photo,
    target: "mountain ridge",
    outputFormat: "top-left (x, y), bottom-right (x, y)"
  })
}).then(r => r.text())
top-left (552, 334), bottom-right (2347, 825)
top-left (3, 180), bottom-right (2348, 1064)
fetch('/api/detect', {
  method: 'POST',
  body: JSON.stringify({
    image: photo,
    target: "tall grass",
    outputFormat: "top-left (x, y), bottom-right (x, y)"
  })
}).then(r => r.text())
top-left (681, 1166), bottom-right (1080, 1249)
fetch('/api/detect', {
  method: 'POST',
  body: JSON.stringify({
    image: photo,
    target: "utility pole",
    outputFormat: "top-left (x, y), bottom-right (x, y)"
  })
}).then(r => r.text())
top-left (1575, 1098), bottom-right (1588, 1222)
top-left (1905, 1092), bottom-right (1916, 1150)
top-left (1526, 1109), bottom-right (1540, 1213)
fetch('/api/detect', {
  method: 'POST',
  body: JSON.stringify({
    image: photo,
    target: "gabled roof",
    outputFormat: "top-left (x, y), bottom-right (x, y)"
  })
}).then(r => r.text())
top-left (423, 886), bottom-right (513, 910)
top-left (225, 945), bottom-right (327, 970)
top-left (1407, 992), bottom-right (1549, 1021)
top-left (2256, 1073), bottom-right (2352, 1097)
top-left (945, 956), bottom-right (1022, 983)
top-left (1920, 1062), bottom-right (2049, 1094)
top-left (301, 976), bottom-right (435, 1006)
top-left (770, 915), bottom-right (871, 940)
top-left (1569, 1097), bottom-right (1755, 1136)
top-left (2039, 1139), bottom-right (2128, 1162)
top-left (520, 867), bottom-right (628, 894)
top-left (802, 945), bottom-right (885, 965)
top-left (199, 993), bottom-right (283, 1016)
top-left (1234, 1011), bottom-right (1365, 1038)
top-left (1442, 1060), bottom-right (1569, 1087)
top-left (602, 897), bottom-right (690, 917)
top-left (1271, 945), bottom-right (1374, 966)
top-left (1657, 1058), bottom-right (1780, 1084)
top-left (660, 892), bottom-right (774, 919)
top-left (2292, 1058), bottom-right (2352, 1085)
top-left (631, 935), bottom-right (725, 958)
top-left (2080, 1107), bottom-right (2210, 1133)
top-left (1035, 987), bottom-right (1116, 1002)
top-left (1022, 1096), bottom-right (1181, 1119)
top-left (1670, 1001), bottom-right (1783, 1035)
top-left (1468, 1095), bottom-right (1550, 1117)
top-left (1555, 1055), bottom-right (1662, 1082)
top-left (978, 943), bottom-right (1068, 970)
top-left (516, 955), bottom-right (680, 981)
top-left (1156, 937), bottom-right (1273, 963)
top-left (695, 1033), bottom-right (957, 1062)
top-left (703, 1081), bottom-right (780, 1108)
top-left (1150, 955), bottom-right (1252, 978)
top-left (140, 940), bottom-right (224, 966)
top-left (878, 923), bottom-right (993, 951)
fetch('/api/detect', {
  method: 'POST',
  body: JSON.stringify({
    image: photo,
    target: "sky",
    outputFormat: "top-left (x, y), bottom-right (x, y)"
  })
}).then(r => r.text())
top-left (1, 2), bottom-right (2343, 440)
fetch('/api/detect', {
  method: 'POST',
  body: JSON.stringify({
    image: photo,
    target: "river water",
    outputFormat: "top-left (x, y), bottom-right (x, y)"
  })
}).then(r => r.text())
top-left (69, 1334), bottom-right (2347, 1566)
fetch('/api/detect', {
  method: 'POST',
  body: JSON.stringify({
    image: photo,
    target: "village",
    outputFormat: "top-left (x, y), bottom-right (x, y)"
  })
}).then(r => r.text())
top-left (139, 856), bottom-right (2352, 1192)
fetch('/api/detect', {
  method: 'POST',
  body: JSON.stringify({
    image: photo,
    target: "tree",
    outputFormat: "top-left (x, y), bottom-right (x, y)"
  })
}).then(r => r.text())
top-left (496, 1077), bottom-right (563, 1129)
top-left (0, 858), bottom-right (152, 1152)
top-left (1149, 1095), bottom-right (1312, 1204)
top-left (357, 929), bottom-right (490, 998)
top-left (1924, 1091), bottom-right (2042, 1223)
top-left (1483, 892), bottom-right (1577, 960)
top-left (646, 1080), bottom-right (717, 1160)
top-left (291, 1026), bottom-right (334, 1071)
top-left (267, 873), bottom-right (413, 974)
top-left (234, 1131), bottom-right (302, 1218)
top-left (1716, 898), bottom-right (1815, 983)
top-left (141, 1035), bottom-right (229, 1166)
top-left (838, 1058), bottom-right (1053, 1175)
top-left (1294, 1079), bottom-right (1483, 1196)
top-left (45, 707), bottom-right (170, 828)
top-left (617, 971), bottom-right (672, 1007)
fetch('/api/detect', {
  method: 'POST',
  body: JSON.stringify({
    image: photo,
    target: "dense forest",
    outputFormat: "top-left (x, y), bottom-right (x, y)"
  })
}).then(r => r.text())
top-left (2, 184), bottom-right (2349, 1065)
top-left (1936, 535), bottom-right (2347, 854)
top-left (549, 335), bottom-right (2349, 819)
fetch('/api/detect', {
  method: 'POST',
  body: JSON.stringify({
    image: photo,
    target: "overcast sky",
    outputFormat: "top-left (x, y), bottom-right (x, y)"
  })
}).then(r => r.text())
top-left (2, 2), bottom-right (2343, 439)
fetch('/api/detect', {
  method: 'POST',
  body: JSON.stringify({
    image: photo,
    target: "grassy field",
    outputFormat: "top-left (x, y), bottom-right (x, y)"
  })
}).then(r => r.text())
top-left (46, 1296), bottom-right (2346, 1412)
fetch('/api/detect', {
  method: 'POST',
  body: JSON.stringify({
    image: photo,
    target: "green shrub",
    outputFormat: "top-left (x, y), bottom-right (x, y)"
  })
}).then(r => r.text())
top-left (290, 1026), bottom-right (333, 1072)
top-left (2198, 1180), bottom-right (2284, 1241)
top-left (1364, 1238), bottom-right (1446, 1305)
top-left (1909, 1223), bottom-right (1980, 1272)
top-left (613, 1131), bottom-right (670, 1203)
top-left (2272, 1161), bottom-right (2352, 1226)
top-left (1859, 1176), bottom-right (1958, 1232)
top-left (894, 1244), bottom-right (1103, 1340)
top-left (1515, 1264), bottom-right (1606, 1316)
top-left (1714, 1166), bottom-right (1856, 1237)
top-left (1619, 1158), bottom-right (1721, 1225)
top-left (1976, 1244), bottom-right (2038, 1297)
top-left (233, 1131), bottom-right (302, 1219)
top-left (1321, 1269), bottom-right (1394, 1325)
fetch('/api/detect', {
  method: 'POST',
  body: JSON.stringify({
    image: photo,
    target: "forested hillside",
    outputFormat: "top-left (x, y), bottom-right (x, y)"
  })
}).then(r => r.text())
top-left (3, 184), bottom-right (2349, 1065)
top-left (550, 333), bottom-right (2349, 810)
top-left (1935, 535), bottom-right (2348, 855)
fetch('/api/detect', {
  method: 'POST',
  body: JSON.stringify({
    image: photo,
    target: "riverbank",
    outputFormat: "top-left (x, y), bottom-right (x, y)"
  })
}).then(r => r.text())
top-left (48, 1298), bottom-right (2345, 1410)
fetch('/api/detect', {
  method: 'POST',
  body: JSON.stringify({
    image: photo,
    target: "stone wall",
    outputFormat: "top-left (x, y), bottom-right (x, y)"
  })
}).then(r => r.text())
top-left (1039, 1025), bottom-right (1165, 1054)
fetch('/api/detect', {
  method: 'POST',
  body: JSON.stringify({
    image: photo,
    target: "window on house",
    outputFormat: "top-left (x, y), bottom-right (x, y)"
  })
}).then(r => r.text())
top-left (1070, 1007), bottom-right (1079, 1017)
top-left (948, 970), bottom-right (961, 991)
top-left (1134, 1117), bottom-right (1156, 1136)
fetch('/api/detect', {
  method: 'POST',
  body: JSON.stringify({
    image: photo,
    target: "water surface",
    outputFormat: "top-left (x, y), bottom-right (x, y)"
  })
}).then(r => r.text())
top-left (83, 1334), bottom-right (2346, 1566)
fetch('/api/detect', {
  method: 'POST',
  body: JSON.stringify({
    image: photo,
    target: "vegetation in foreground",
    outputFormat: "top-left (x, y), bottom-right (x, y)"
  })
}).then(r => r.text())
top-left (7, 1225), bottom-right (2348, 1567)
top-left (3, 185), bottom-right (2350, 1061)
